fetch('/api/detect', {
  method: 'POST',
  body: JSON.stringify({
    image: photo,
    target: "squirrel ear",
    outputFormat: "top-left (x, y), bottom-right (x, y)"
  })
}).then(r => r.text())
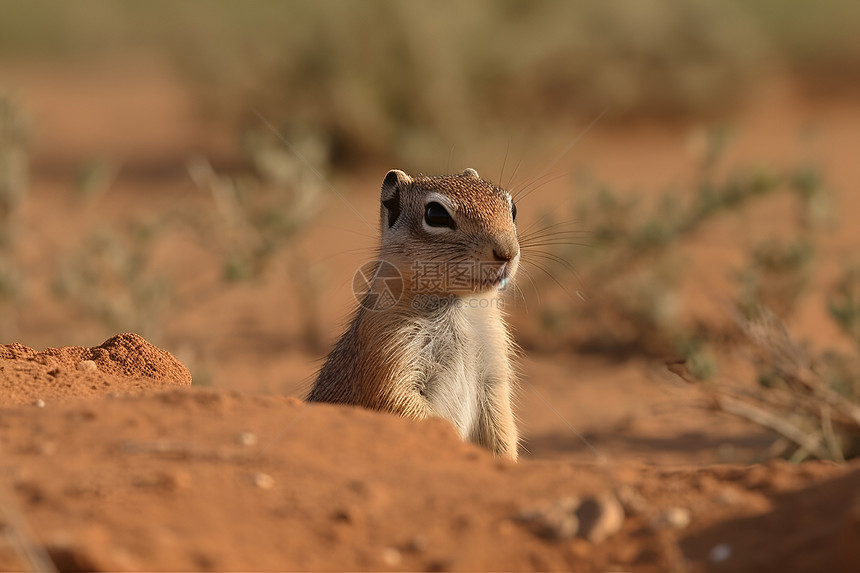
top-left (381, 169), bottom-right (411, 229)
top-left (382, 169), bottom-right (411, 194)
top-left (461, 167), bottom-right (480, 179)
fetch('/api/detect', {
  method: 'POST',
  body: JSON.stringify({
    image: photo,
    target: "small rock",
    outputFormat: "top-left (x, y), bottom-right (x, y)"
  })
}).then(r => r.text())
top-left (161, 470), bottom-right (192, 491)
top-left (133, 470), bottom-right (192, 491)
top-left (710, 543), bottom-right (732, 563)
top-left (381, 547), bottom-right (402, 566)
top-left (252, 472), bottom-right (275, 490)
top-left (35, 399), bottom-right (45, 408)
top-left (405, 534), bottom-right (429, 553)
top-left (39, 442), bottom-right (57, 456)
top-left (715, 487), bottom-right (741, 506)
top-left (331, 506), bottom-right (360, 524)
top-left (76, 360), bottom-right (97, 372)
top-left (615, 485), bottom-right (649, 516)
top-left (237, 432), bottom-right (257, 446)
top-left (515, 497), bottom-right (580, 541)
top-left (576, 493), bottom-right (625, 544)
top-left (658, 507), bottom-right (691, 530)
top-left (36, 356), bottom-right (60, 370)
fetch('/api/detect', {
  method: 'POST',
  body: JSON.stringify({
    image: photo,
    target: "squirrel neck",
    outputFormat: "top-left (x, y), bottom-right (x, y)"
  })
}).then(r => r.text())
top-left (309, 288), bottom-right (510, 419)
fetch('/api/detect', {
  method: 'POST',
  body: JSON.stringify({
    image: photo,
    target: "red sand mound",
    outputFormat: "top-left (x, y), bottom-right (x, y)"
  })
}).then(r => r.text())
top-left (0, 333), bottom-right (191, 406)
top-left (1, 333), bottom-right (859, 571)
top-left (1, 385), bottom-right (858, 572)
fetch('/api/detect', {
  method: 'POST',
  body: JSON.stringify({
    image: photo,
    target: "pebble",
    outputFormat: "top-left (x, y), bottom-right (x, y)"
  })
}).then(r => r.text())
top-left (715, 487), bottom-right (741, 506)
top-left (237, 432), bottom-right (257, 446)
top-left (381, 547), bottom-right (402, 567)
top-left (252, 472), bottom-right (275, 490)
top-left (76, 360), bottom-right (97, 372)
top-left (658, 507), bottom-right (691, 530)
top-left (405, 534), bottom-right (429, 553)
top-left (515, 497), bottom-right (580, 540)
top-left (331, 506), bottom-right (360, 524)
top-left (515, 493), bottom-right (626, 543)
top-left (615, 485), bottom-right (649, 516)
top-left (35, 399), bottom-right (45, 408)
top-left (576, 493), bottom-right (625, 543)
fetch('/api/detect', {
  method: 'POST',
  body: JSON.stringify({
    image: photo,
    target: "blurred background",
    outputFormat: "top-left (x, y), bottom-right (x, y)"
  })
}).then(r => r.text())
top-left (1, 0), bottom-right (859, 464)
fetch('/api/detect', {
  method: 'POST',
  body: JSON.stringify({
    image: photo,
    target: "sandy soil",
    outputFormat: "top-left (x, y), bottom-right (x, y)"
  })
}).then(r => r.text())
top-left (0, 346), bottom-right (858, 572)
top-left (2, 57), bottom-right (860, 571)
top-left (0, 333), bottom-right (191, 407)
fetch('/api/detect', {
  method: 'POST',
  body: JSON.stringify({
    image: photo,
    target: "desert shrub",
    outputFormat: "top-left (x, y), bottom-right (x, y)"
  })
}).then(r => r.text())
top-left (0, 1), bottom-right (762, 167)
top-left (680, 309), bottom-right (860, 462)
top-left (188, 127), bottom-right (325, 278)
top-left (736, 239), bottom-right (814, 320)
top-left (0, 257), bottom-right (24, 339)
top-left (50, 124), bottom-right (328, 349)
top-left (0, 93), bottom-right (29, 249)
top-left (537, 135), bottom-right (860, 461)
top-left (739, 0), bottom-right (860, 84)
top-left (518, 131), bottom-right (859, 453)
top-left (181, 0), bottom-right (760, 166)
top-left (828, 265), bottom-right (860, 349)
top-left (2, 2), bottom-right (858, 165)
top-left (187, 126), bottom-right (327, 349)
top-left (523, 136), bottom-right (801, 359)
top-left (52, 224), bottom-right (171, 342)
top-left (0, 93), bottom-right (30, 338)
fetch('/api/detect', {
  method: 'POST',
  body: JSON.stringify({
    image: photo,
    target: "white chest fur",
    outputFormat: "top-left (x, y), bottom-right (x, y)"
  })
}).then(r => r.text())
top-left (413, 299), bottom-right (509, 439)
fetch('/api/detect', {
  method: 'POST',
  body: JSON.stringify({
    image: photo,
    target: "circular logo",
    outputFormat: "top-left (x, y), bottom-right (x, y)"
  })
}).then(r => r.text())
top-left (352, 260), bottom-right (403, 311)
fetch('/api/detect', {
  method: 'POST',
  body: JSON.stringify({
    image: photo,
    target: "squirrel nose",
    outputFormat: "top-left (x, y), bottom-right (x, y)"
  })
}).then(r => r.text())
top-left (492, 239), bottom-right (519, 262)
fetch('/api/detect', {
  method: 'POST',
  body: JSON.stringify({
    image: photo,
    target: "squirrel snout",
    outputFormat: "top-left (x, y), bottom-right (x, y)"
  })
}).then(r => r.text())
top-left (492, 238), bottom-right (519, 262)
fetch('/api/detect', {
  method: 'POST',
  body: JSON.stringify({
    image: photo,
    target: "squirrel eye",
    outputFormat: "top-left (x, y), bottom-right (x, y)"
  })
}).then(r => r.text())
top-left (425, 202), bottom-right (455, 229)
top-left (512, 202), bottom-right (517, 222)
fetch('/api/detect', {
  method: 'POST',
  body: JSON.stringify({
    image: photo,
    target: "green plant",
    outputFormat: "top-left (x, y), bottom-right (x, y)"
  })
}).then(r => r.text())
top-left (521, 135), bottom-right (859, 461)
top-left (187, 127), bottom-right (327, 350)
top-left (52, 224), bottom-right (171, 342)
top-left (189, 129), bottom-right (325, 281)
top-left (0, 256), bottom-right (24, 339)
top-left (0, 93), bottom-right (30, 339)
top-left (0, 93), bottom-right (29, 250)
top-left (675, 309), bottom-right (860, 461)
top-left (828, 265), bottom-right (860, 349)
top-left (736, 239), bottom-right (814, 320)
top-left (524, 136), bottom-right (801, 356)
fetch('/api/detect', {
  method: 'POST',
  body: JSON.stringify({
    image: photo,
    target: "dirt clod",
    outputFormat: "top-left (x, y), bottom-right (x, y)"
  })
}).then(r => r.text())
top-left (76, 360), bottom-right (97, 372)
top-left (658, 507), bottom-right (692, 530)
top-left (251, 472), bottom-right (275, 490)
top-left (575, 493), bottom-right (626, 543)
top-left (0, 333), bottom-right (191, 406)
top-left (516, 497), bottom-right (580, 540)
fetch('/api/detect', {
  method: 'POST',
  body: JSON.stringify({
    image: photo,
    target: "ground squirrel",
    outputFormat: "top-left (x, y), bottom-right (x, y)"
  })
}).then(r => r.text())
top-left (307, 168), bottom-right (521, 459)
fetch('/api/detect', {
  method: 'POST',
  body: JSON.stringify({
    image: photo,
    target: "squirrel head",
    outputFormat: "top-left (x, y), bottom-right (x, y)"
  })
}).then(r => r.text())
top-left (378, 168), bottom-right (519, 297)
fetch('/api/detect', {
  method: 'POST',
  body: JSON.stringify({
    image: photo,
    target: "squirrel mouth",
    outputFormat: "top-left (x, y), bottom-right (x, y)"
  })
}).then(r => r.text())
top-left (481, 264), bottom-right (511, 290)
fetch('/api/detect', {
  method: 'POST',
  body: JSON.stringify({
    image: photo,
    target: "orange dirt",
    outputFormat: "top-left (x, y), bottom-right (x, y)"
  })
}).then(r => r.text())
top-left (0, 333), bottom-right (191, 407)
top-left (0, 352), bottom-right (858, 572)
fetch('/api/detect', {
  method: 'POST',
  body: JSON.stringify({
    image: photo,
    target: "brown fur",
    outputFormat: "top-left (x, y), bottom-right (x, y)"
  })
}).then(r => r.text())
top-left (307, 168), bottom-right (520, 459)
